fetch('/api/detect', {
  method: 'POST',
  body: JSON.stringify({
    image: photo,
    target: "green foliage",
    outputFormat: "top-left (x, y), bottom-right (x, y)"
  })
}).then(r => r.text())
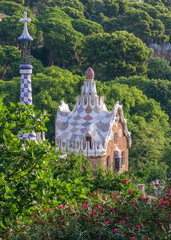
top-left (0, 44), bottom-right (44, 81)
top-left (72, 18), bottom-right (104, 35)
top-left (0, 45), bottom-right (20, 80)
top-left (0, 1), bottom-right (31, 16)
top-left (61, 6), bottom-right (85, 19)
top-left (0, 15), bottom-right (43, 47)
top-left (102, 9), bottom-right (169, 44)
top-left (102, 0), bottom-right (128, 18)
top-left (113, 75), bottom-right (171, 118)
top-left (0, 100), bottom-right (91, 226)
top-left (64, 0), bottom-right (85, 12)
top-left (3, 189), bottom-right (171, 240)
top-left (147, 57), bottom-right (171, 80)
top-left (78, 31), bottom-right (152, 80)
top-left (39, 7), bottom-right (83, 67)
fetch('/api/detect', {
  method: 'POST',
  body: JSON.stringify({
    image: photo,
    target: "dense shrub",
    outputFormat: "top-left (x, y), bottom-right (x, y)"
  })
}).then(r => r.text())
top-left (2, 187), bottom-right (170, 240)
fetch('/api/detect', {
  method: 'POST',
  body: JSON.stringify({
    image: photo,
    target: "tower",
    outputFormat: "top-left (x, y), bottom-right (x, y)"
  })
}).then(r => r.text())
top-left (18, 11), bottom-right (36, 140)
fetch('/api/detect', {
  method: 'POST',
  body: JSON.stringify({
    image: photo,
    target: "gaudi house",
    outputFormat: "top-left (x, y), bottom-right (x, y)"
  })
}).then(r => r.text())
top-left (55, 67), bottom-right (131, 173)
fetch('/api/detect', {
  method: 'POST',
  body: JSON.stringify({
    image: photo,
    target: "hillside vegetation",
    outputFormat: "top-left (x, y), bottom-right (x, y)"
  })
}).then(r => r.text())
top-left (0, 1), bottom-right (171, 237)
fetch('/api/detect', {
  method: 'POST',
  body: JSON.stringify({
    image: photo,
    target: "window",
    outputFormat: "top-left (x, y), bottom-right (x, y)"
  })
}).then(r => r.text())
top-left (114, 133), bottom-right (117, 144)
top-left (86, 136), bottom-right (92, 149)
top-left (122, 151), bottom-right (125, 165)
top-left (115, 157), bottom-right (120, 172)
top-left (114, 151), bottom-right (120, 172)
top-left (107, 156), bottom-right (111, 168)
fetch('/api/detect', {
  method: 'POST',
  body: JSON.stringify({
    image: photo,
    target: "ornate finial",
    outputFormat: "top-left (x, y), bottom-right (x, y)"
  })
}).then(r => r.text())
top-left (86, 67), bottom-right (94, 79)
top-left (18, 11), bottom-right (33, 41)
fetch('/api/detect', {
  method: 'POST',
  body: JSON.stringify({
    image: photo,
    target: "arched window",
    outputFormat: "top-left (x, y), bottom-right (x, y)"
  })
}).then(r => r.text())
top-left (107, 156), bottom-right (111, 168)
top-left (122, 151), bottom-right (125, 165)
top-left (114, 151), bottom-right (120, 172)
top-left (86, 136), bottom-right (92, 149)
top-left (114, 133), bottom-right (117, 144)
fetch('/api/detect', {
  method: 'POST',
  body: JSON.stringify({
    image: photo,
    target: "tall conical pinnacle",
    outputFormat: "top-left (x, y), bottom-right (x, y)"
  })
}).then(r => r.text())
top-left (18, 11), bottom-right (33, 41)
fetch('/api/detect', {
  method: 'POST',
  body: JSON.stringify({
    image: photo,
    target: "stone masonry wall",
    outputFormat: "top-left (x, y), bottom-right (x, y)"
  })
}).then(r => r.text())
top-left (89, 119), bottom-right (129, 173)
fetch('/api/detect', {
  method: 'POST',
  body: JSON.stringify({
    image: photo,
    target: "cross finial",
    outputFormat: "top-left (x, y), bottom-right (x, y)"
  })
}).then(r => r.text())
top-left (18, 11), bottom-right (33, 41)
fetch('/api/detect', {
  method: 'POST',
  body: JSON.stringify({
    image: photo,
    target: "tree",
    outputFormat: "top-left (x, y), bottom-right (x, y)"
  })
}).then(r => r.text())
top-left (72, 18), bottom-right (103, 35)
top-left (39, 7), bottom-right (84, 67)
top-left (102, 9), bottom-right (169, 44)
top-left (61, 6), bottom-right (85, 19)
top-left (113, 75), bottom-right (171, 119)
top-left (0, 99), bottom-right (56, 224)
top-left (98, 81), bottom-right (170, 182)
top-left (0, 99), bottom-right (91, 225)
top-left (0, 1), bottom-right (30, 16)
top-left (0, 45), bottom-right (20, 80)
top-left (147, 57), bottom-right (171, 80)
top-left (64, 0), bottom-right (85, 12)
top-left (78, 31), bottom-right (152, 80)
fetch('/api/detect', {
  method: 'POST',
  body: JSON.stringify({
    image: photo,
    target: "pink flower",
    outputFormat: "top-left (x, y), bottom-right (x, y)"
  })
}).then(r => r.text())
top-left (69, 208), bottom-right (72, 211)
top-left (147, 238), bottom-right (149, 240)
top-left (78, 207), bottom-right (80, 210)
top-left (58, 206), bottom-right (63, 209)
top-left (113, 197), bottom-right (117, 199)
top-left (129, 189), bottom-right (133, 195)
top-left (131, 226), bottom-right (134, 229)
top-left (103, 196), bottom-right (107, 199)
top-left (113, 228), bottom-right (117, 232)
top-left (73, 201), bottom-right (76, 204)
top-left (162, 211), bottom-right (166, 214)
top-left (77, 215), bottom-right (80, 219)
top-left (169, 190), bottom-right (171, 195)
top-left (132, 237), bottom-right (135, 240)
top-left (126, 217), bottom-right (129, 220)
top-left (137, 225), bottom-right (140, 230)
top-left (125, 179), bottom-right (129, 184)
top-left (89, 213), bottom-right (93, 217)
top-left (83, 204), bottom-right (87, 208)
top-left (145, 202), bottom-right (148, 205)
top-left (121, 220), bottom-right (124, 224)
top-left (105, 221), bottom-right (109, 224)
top-left (93, 210), bottom-right (98, 214)
top-left (112, 208), bottom-right (115, 212)
top-left (164, 232), bottom-right (166, 235)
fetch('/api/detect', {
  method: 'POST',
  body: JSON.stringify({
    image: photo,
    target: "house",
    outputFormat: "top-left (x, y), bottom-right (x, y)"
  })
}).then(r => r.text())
top-left (55, 67), bottom-right (131, 173)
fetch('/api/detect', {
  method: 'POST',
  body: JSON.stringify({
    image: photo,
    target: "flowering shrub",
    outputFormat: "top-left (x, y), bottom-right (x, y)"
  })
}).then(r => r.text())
top-left (2, 188), bottom-right (170, 240)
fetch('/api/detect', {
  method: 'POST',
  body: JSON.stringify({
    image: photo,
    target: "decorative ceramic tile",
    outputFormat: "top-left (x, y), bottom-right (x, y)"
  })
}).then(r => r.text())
top-left (83, 115), bottom-right (93, 121)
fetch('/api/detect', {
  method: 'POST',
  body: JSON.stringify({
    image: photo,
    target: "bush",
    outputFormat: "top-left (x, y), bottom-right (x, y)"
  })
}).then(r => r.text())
top-left (2, 187), bottom-right (170, 240)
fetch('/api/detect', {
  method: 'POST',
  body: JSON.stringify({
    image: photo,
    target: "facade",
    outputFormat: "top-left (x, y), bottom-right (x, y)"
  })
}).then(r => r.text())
top-left (55, 68), bottom-right (131, 173)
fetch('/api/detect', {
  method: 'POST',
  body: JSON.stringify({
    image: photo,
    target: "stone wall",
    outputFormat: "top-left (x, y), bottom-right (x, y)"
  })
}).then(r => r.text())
top-left (89, 119), bottom-right (129, 173)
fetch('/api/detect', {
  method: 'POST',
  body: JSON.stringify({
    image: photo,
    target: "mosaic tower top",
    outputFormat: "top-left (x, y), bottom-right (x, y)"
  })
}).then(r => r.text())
top-left (55, 68), bottom-right (131, 157)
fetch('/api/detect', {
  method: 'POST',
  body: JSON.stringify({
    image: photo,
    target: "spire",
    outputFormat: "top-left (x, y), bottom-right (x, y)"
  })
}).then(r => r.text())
top-left (18, 11), bottom-right (33, 41)
top-left (81, 67), bottom-right (97, 98)
top-left (86, 67), bottom-right (94, 80)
